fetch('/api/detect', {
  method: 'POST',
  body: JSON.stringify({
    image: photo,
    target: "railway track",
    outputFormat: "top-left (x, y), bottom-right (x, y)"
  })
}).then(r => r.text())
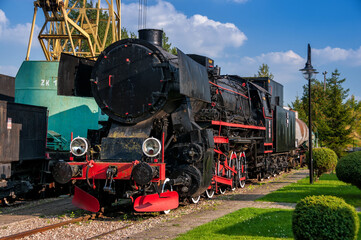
top-left (0, 171), bottom-right (293, 239)
top-left (0, 214), bottom-right (100, 240)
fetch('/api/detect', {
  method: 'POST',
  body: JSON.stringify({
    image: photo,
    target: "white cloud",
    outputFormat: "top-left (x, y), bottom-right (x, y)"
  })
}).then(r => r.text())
top-left (222, 50), bottom-right (305, 84)
top-left (313, 46), bottom-right (361, 66)
top-left (246, 50), bottom-right (304, 66)
top-left (0, 9), bottom-right (40, 46)
top-left (0, 9), bottom-right (7, 36)
top-left (0, 65), bottom-right (18, 77)
top-left (215, 50), bottom-right (306, 104)
top-left (122, 1), bottom-right (247, 57)
top-left (0, 9), bottom-right (6, 23)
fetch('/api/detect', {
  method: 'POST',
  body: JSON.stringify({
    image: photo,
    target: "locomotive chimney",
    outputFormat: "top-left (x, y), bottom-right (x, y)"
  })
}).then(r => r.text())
top-left (138, 29), bottom-right (163, 47)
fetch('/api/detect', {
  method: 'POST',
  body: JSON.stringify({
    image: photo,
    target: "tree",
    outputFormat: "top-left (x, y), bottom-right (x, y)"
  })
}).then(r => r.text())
top-left (320, 70), bottom-right (353, 156)
top-left (256, 63), bottom-right (274, 79)
top-left (291, 69), bottom-right (358, 157)
top-left (289, 96), bottom-right (307, 121)
top-left (121, 27), bottom-right (137, 39)
top-left (162, 32), bottom-right (177, 55)
top-left (346, 95), bottom-right (361, 148)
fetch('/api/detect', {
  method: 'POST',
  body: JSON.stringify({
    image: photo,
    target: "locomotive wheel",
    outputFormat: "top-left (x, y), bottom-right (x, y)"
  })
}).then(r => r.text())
top-left (190, 195), bottom-right (201, 204)
top-left (239, 180), bottom-right (246, 188)
top-left (219, 186), bottom-right (226, 195)
top-left (205, 189), bottom-right (215, 199)
top-left (161, 178), bottom-right (173, 214)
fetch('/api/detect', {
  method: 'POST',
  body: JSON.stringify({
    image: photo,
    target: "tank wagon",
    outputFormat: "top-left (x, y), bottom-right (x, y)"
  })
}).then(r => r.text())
top-left (53, 29), bottom-right (308, 212)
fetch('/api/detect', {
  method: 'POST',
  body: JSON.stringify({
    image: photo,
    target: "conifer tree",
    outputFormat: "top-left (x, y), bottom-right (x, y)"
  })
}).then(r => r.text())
top-left (321, 70), bottom-right (353, 156)
top-left (291, 69), bottom-right (357, 157)
top-left (162, 32), bottom-right (177, 55)
top-left (256, 63), bottom-right (274, 79)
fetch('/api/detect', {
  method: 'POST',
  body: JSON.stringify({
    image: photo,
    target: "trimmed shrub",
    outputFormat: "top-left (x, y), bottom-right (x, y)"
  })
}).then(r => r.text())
top-left (292, 195), bottom-right (359, 240)
top-left (336, 151), bottom-right (361, 189)
top-left (307, 148), bottom-right (338, 177)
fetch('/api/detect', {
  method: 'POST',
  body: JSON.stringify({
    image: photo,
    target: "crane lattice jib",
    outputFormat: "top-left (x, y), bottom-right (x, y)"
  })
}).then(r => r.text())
top-left (26, 0), bottom-right (121, 61)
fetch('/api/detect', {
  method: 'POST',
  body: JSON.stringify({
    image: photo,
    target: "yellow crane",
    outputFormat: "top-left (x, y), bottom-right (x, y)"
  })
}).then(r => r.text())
top-left (26, 0), bottom-right (121, 61)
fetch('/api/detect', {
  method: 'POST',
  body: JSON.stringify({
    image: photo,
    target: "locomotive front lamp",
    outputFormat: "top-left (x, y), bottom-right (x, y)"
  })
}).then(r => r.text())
top-left (299, 44), bottom-right (318, 184)
top-left (70, 137), bottom-right (90, 157)
top-left (142, 137), bottom-right (162, 157)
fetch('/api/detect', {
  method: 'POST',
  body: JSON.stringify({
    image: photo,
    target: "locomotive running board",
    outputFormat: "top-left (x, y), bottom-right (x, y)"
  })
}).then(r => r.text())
top-left (72, 186), bottom-right (100, 212)
top-left (133, 191), bottom-right (179, 212)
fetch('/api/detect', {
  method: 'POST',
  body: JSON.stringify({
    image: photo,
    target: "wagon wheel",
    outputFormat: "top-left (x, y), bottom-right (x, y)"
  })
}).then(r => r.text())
top-left (161, 178), bottom-right (173, 214)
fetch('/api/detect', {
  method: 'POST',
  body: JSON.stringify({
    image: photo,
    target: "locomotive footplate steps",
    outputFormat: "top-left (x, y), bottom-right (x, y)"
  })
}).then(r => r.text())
top-left (72, 186), bottom-right (100, 212)
top-left (133, 191), bottom-right (179, 212)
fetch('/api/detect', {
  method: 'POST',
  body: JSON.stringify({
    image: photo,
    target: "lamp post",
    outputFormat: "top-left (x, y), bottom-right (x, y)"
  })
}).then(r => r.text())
top-left (300, 44), bottom-right (318, 184)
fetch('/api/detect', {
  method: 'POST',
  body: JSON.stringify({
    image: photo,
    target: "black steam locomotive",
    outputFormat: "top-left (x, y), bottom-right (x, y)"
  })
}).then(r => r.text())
top-left (53, 29), bottom-right (307, 213)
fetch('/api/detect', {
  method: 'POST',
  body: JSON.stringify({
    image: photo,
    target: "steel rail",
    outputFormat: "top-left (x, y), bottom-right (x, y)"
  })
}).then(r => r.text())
top-left (0, 214), bottom-right (96, 240)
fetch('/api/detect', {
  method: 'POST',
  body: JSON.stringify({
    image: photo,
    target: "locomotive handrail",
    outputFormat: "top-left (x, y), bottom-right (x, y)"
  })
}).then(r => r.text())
top-left (209, 81), bottom-right (249, 99)
top-left (211, 120), bottom-right (266, 130)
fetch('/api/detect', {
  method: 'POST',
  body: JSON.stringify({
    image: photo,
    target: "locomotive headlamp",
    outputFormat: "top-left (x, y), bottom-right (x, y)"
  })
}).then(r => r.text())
top-left (142, 137), bottom-right (161, 157)
top-left (70, 137), bottom-right (90, 157)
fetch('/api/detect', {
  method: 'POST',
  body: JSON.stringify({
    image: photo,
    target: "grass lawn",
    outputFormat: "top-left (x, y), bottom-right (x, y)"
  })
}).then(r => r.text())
top-left (176, 208), bottom-right (361, 240)
top-left (257, 173), bottom-right (361, 207)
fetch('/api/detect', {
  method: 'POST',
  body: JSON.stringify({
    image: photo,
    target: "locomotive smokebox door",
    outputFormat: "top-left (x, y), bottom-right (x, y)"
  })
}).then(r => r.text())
top-left (178, 49), bottom-right (211, 103)
top-left (90, 38), bottom-right (172, 124)
top-left (58, 53), bottom-right (95, 97)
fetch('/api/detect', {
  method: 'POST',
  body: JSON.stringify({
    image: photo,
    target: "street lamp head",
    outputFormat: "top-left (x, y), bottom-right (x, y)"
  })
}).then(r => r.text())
top-left (299, 44), bottom-right (318, 80)
top-left (301, 70), bottom-right (318, 80)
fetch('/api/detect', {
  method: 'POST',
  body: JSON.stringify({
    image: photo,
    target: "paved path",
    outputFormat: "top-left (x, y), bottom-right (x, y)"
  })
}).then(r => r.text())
top-left (127, 169), bottom-right (308, 240)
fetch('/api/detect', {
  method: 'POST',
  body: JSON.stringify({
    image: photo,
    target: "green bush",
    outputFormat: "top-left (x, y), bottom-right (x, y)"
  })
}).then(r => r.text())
top-left (336, 151), bottom-right (361, 189)
top-left (307, 148), bottom-right (338, 177)
top-left (292, 195), bottom-right (359, 240)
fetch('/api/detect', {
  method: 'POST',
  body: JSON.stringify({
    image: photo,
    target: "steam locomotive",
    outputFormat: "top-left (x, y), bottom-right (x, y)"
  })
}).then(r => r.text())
top-left (52, 29), bottom-right (308, 213)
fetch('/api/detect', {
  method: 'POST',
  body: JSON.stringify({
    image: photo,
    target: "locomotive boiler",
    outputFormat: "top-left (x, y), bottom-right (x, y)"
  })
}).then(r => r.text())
top-left (53, 29), bottom-right (308, 213)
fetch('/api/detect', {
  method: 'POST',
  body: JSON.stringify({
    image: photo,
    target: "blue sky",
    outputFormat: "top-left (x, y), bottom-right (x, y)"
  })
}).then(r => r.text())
top-left (0, 0), bottom-right (361, 104)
